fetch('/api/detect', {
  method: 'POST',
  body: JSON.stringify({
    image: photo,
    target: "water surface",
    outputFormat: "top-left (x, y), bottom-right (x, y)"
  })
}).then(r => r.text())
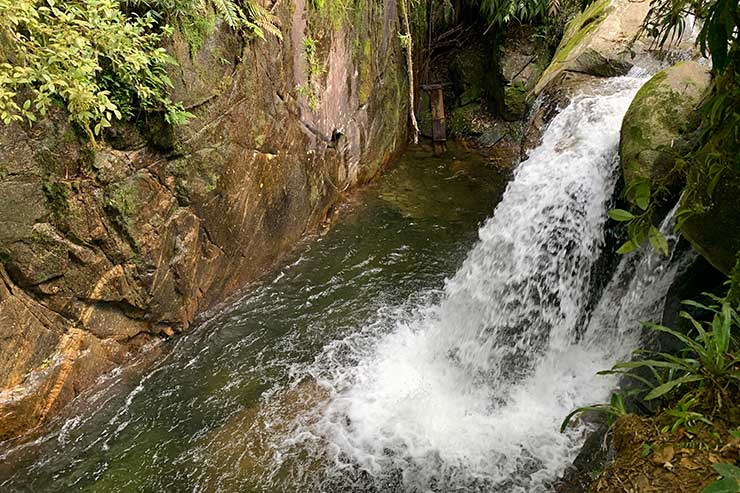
top-left (0, 145), bottom-right (511, 492)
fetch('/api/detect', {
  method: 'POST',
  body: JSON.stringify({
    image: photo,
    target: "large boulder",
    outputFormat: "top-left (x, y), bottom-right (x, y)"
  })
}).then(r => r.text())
top-left (620, 61), bottom-right (711, 192)
top-left (681, 103), bottom-right (740, 275)
top-left (534, 0), bottom-right (651, 95)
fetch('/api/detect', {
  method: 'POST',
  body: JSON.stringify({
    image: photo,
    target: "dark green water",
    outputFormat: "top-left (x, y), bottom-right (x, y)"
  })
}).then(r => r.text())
top-left (0, 145), bottom-right (511, 492)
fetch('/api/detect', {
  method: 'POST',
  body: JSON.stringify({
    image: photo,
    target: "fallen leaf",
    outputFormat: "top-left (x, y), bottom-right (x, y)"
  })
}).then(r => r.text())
top-left (652, 445), bottom-right (675, 465)
top-left (679, 457), bottom-right (700, 470)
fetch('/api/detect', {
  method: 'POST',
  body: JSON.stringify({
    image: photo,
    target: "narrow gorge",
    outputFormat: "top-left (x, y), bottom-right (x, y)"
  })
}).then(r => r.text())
top-left (1, 0), bottom-right (739, 491)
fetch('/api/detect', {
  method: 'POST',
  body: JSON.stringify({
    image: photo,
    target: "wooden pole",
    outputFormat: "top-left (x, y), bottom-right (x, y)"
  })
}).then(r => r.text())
top-left (422, 83), bottom-right (447, 155)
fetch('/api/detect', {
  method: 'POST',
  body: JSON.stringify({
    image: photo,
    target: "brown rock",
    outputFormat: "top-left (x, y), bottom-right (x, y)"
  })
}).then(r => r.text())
top-left (0, 0), bottom-right (408, 439)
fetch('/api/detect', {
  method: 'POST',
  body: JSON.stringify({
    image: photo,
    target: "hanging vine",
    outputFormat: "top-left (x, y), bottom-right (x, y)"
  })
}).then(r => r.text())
top-left (399, 0), bottom-right (420, 144)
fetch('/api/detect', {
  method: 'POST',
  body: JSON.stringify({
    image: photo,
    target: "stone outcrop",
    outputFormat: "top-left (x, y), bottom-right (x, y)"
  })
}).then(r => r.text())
top-left (534, 0), bottom-right (651, 95)
top-left (680, 93), bottom-right (740, 276)
top-left (524, 0), bottom-right (654, 153)
top-left (620, 60), bottom-right (711, 193)
top-left (0, 1), bottom-right (408, 439)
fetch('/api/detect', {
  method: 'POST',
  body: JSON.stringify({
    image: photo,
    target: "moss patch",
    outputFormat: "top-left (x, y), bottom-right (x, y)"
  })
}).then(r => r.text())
top-left (42, 180), bottom-right (71, 220)
top-left (620, 62), bottom-right (710, 195)
top-left (502, 83), bottom-right (528, 121)
top-left (104, 181), bottom-right (140, 233)
top-left (535, 0), bottom-right (611, 93)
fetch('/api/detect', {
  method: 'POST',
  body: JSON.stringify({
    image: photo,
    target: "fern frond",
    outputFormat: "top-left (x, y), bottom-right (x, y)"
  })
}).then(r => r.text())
top-left (211, 0), bottom-right (246, 29)
top-left (243, 0), bottom-right (282, 39)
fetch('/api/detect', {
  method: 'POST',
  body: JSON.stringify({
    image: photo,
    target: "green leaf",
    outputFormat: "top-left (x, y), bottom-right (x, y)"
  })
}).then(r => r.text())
top-left (713, 463), bottom-right (740, 481)
top-left (616, 240), bottom-right (639, 254)
top-left (633, 181), bottom-right (651, 211)
top-left (644, 374), bottom-right (704, 400)
top-left (608, 209), bottom-right (635, 222)
top-left (611, 359), bottom-right (694, 372)
top-left (648, 225), bottom-right (669, 256)
top-left (703, 477), bottom-right (739, 493)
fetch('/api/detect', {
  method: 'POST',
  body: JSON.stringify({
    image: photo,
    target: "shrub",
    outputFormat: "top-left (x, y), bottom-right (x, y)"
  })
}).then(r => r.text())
top-left (0, 0), bottom-right (191, 141)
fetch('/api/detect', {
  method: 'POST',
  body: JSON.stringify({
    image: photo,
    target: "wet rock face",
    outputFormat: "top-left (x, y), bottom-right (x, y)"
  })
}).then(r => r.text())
top-left (0, 2), bottom-right (407, 439)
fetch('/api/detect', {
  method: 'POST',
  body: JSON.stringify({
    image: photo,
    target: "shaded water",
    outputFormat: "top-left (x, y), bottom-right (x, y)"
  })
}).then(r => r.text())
top-left (0, 71), bottom-right (691, 493)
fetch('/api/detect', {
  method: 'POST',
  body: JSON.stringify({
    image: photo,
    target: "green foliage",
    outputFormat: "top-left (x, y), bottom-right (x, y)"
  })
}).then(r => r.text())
top-left (663, 393), bottom-right (713, 433)
top-left (601, 292), bottom-right (740, 404)
top-left (308, 0), bottom-right (354, 29)
top-left (476, 0), bottom-right (549, 26)
top-left (704, 463), bottom-right (740, 493)
top-left (296, 36), bottom-right (325, 111)
top-left (560, 392), bottom-right (629, 432)
top-left (124, 0), bottom-right (282, 42)
top-left (610, 0), bottom-right (740, 259)
top-left (642, 0), bottom-right (739, 73)
top-left (0, 0), bottom-right (191, 141)
top-left (608, 178), bottom-right (670, 256)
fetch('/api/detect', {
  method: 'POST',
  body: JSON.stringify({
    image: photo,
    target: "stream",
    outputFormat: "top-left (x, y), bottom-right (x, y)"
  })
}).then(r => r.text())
top-left (0, 70), bottom-right (692, 492)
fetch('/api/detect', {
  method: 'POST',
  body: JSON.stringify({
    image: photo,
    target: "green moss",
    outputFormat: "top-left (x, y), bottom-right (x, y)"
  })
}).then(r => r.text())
top-left (560, 0), bottom-right (611, 59)
top-left (537, 0), bottom-right (611, 86)
top-left (0, 247), bottom-right (10, 265)
top-left (449, 104), bottom-right (481, 136)
top-left (104, 181), bottom-right (139, 232)
top-left (27, 230), bottom-right (68, 284)
top-left (358, 39), bottom-right (373, 105)
top-left (682, 115), bottom-right (740, 275)
top-left (180, 11), bottom-right (217, 54)
top-left (620, 66), bottom-right (707, 192)
top-left (503, 82), bottom-right (528, 121)
top-left (42, 180), bottom-right (71, 219)
top-left (167, 156), bottom-right (220, 205)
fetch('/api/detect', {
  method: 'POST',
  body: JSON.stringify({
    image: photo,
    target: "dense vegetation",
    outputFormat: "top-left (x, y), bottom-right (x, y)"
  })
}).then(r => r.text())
top-left (568, 0), bottom-right (740, 489)
top-left (0, 0), bottom-right (278, 143)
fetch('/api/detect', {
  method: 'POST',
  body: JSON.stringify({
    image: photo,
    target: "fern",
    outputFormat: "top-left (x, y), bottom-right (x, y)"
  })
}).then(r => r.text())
top-left (123, 0), bottom-right (281, 41)
top-left (211, 0), bottom-right (245, 29)
top-left (243, 0), bottom-right (282, 40)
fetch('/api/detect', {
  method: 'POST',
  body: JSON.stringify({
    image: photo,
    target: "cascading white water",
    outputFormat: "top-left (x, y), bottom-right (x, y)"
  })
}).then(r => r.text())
top-left (272, 69), bottom-right (690, 492)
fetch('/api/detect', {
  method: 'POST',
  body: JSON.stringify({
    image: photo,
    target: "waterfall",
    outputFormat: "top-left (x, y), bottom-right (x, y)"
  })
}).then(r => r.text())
top-left (0, 67), bottom-right (697, 493)
top-left (275, 69), bottom-right (690, 492)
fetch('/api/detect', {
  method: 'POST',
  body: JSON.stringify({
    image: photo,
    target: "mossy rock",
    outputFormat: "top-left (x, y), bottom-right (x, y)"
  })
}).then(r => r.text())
top-left (502, 83), bottom-right (528, 121)
top-left (681, 108), bottom-right (740, 275)
top-left (534, 0), bottom-right (651, 95)
top-left (620, 61), bottom-right (710, 193)
top-left (448, 103), bottom-right (482, 137)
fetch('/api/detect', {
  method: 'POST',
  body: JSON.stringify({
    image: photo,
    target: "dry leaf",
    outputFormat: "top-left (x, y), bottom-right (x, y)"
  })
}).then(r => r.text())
top-left (652, 445), bottom-right (675, 464)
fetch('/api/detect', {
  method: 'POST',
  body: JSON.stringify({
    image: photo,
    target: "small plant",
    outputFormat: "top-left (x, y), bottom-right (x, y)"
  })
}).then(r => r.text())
top-left (704, 463), bottom-right (740, 493)
top-left (560, 392), bottom-right (629, 432)
top-left (607, 177), bottom-right (669, 256)
top-left (124, 0), bottom-right (282, 41)
top-left (296, 36), bottom-right (325, 111)
top-left (598, 292), bottom-right (740, 415)
top-left (0, 0), bottom-right (192, 142)
top-left (662, 394), bottom-right (713, 434)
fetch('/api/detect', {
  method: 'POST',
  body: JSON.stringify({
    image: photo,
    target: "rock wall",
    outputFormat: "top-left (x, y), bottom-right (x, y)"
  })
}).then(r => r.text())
top-left (0, 0), bottom-right (408, 439)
